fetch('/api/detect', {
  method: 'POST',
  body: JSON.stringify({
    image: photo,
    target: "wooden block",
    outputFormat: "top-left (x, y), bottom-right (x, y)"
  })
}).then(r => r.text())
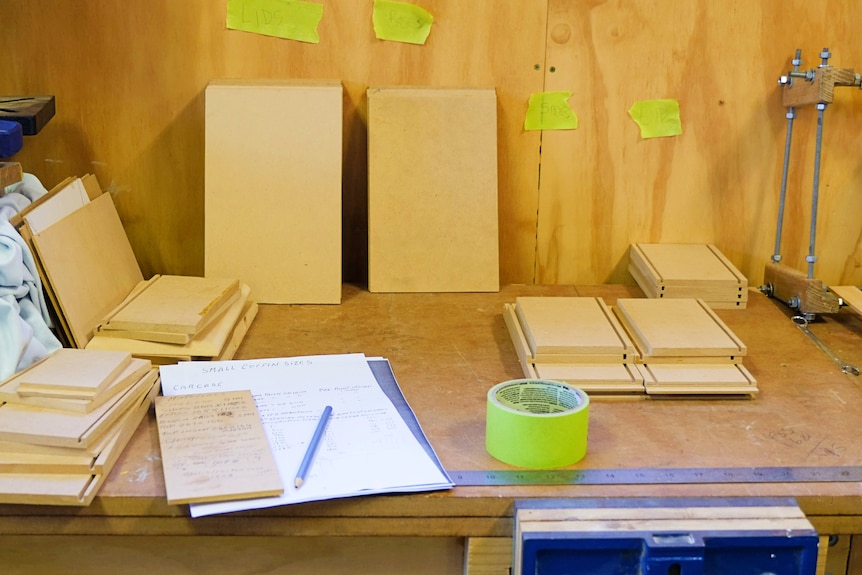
top-left (29, 192), bottom-right (144, 347)
top-left (782, 66), bottom-right (858, 107)
top-left (763, 262), bottom-right (840, 315)
top-left (85, 283), bottom-right (254, 361)
top-left (0, 162), bottom-right (23, 189)
top-left (637, 363), bottom-right (758, 395)
top-left (614, 298), bottom-right (746, 358)
top-left (0, 358), bottom-right (151, 413)
top-left (205, 80), bottom-right (342, 304)
top-left (155, 390), bottom-right (283, 505)
top-left (514, 296), bottom-right (634, 359)
top-left (367, 86), bottom-right (499, 293)
top-left (0, 368), bottom-right (157, 448)
top-left (12, 348), bottom-right (132, 400)
top-left (98, 275), bottom-right (241, 341)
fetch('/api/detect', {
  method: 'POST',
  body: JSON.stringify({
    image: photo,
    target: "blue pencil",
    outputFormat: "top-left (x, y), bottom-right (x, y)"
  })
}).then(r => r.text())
top-left (294, 405), bottom-right (333, 488)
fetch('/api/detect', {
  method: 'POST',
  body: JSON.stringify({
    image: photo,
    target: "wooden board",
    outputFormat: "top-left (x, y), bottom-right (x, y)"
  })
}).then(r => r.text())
top-left (29, 192), bottom-right (144, 348)
top-left (85, 283), bottom-right (254, 361)
top-left (205, 80), bottom-right (342, 304)
top-left (22, 177), bottom-right (89, 234)
top-left (0, 357), bottom-right (150, 413)
top-left (637, 363), bottom-right (758, 395)
top-left (628, 244), bottom-right (748, 308)
top-left (12, 348), bottom-right (132, 400)
top-left (98, 274), bottom-right (240, 340)
top-left (0, 369), bottom-right (157, 448)
top-left (828, 285), bottom-right (862, 317)
top-left (0, 371), bottom-right (156, 474)
top-left (0, 377), bottom-right (159, 505)
top-left (614, 298), bottom-right (746, 358)
top-left (367, 86), bottom-right (499, 293)
top-left (514, 296), bottom-right (634, 359)
top-left (631, 243), bottom-right (748, 287)
top-left (533, 363), bottom-right (645, 394)
top-left (155, 390), bottom-right (283, 505)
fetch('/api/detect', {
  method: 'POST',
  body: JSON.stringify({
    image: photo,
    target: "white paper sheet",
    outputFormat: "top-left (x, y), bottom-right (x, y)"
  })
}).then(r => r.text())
top-left (159, 353), bottom-right (452, 517)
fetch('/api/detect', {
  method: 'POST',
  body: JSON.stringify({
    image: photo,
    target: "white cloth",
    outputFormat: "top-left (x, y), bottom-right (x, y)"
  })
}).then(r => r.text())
top-left (0, 173), bottom-right (62, 380)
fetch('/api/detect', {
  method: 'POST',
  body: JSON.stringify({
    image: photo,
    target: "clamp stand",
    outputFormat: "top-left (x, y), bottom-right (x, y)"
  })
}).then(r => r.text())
top-left (761, 48), bottom-right (862, 319)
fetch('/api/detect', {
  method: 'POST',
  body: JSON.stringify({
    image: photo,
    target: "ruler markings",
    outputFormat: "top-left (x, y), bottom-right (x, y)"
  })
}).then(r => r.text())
top-left (449, 466), bottom-right (862, 486)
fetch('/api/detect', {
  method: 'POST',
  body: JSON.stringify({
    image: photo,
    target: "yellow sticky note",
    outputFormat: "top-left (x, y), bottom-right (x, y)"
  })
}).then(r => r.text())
top-left (524, 92), bottom-right (578, 131)
top-left (373, 0), bottom-right (434, 45)
top-left (628, 99), bottom-right (682, 139)
top-left (227, 0), bottom-right (324, 44)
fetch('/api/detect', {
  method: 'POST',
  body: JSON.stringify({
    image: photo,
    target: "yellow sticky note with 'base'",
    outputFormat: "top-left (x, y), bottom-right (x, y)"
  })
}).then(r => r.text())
top-left (373, 0), bottom-right (434, 45)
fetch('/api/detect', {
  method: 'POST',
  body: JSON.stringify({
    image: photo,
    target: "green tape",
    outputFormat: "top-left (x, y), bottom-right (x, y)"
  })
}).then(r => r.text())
top-left (485, 379), bottom-right (589, 469)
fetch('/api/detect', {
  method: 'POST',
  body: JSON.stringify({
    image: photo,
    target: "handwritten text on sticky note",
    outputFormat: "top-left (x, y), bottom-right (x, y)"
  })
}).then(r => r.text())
top-left (525, 92), bottom-right (578, 131)
top-left (373, 0), bottom-right (434, 45)
top-left (227, 0), bottom-right (324, 44)
top-left (628, 99), bottom-right (683, 139)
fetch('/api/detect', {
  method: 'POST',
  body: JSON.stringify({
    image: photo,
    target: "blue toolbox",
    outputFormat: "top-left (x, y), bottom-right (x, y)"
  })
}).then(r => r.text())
top-left (513, 497), bottom-right (819, 575)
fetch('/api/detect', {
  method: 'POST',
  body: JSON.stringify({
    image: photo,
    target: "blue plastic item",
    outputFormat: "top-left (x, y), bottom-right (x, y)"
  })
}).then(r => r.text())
top-left (0, 120), bottom-right (23, 158)
top-left (515, 498), bottom-right (819, 575)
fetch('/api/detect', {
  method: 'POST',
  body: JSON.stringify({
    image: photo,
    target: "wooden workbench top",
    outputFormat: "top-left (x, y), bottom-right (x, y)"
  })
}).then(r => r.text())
top-left (4, 284), bottom-right (862, 536)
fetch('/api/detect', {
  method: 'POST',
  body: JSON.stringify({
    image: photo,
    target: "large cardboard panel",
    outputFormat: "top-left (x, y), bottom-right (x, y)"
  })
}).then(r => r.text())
top-left (204, 80), bottom-right (342, 304)
top-left (367, 87), bottom-right (499, 293)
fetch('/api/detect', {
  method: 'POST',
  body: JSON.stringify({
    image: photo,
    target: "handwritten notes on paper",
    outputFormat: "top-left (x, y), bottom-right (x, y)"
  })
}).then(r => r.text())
top-left (373, 0), bottom-right (434, 45)
top-left (628, 99), bottom-right (683, 139)
top-left (525, 92), bottom-right (578, 131)
top-left (226, 0), bottom-right (324, 43)
top-left (154, 390), bottom-right (283, 505)
top-left (159, 354), bottom-right (453, 517)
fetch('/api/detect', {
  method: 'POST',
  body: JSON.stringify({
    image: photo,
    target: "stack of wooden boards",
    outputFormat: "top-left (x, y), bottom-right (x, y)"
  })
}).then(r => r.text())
top-left (0, 348), bottom-right (159, 505)
top-left (628, 243), bottom-right (748, 309)
top-left (504, 296), bottom-right (757, 397)
top-left (10, 174), bottom-right (257, 363)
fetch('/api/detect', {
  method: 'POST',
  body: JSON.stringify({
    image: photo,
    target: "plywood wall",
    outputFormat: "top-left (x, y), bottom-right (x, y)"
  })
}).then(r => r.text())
top-left (2, 1), bottom-right (861, 288)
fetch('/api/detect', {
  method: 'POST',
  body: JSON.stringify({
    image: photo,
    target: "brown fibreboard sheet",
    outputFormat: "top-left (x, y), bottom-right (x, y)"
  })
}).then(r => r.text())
top-left (205, 80), bottom-right (342, 304)
top-left (367, 86), bottom-right (499, 293)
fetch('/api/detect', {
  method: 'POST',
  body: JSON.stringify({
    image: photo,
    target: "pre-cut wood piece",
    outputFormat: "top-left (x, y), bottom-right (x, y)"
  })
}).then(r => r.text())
top-left (155, 390), bottom-right (283, 505)
top-left (13, 348), bottom-right (132, 400)
top-left (533, 363), bottom-right (645, 394)
top-left (0, 358), bottom-right (151, 413)
top-left (98, 274), bottom-right (240, 340)
top-left (637, 363), bottom-right (758, 395)
top-left (614, 298), bottom-right (746, 359)
top-left (86, 283), bottom-right (255, 362)
top-left (367, 86), bottom-right (499, 293)
top-left (514, 296), bottom-right (634, 360)
top-left (29, 192), bottom-right (144, 347)
top-left (0, 369), bottom-right (157, 448)
top-left (628, 243), bottom-right (748, 309)
top-left (205, 79), bottom-right (342, 304)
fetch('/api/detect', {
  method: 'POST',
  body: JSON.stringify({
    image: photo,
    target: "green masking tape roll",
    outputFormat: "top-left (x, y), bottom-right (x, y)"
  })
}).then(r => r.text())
top-left (485, 379), bottom-right (589, 469)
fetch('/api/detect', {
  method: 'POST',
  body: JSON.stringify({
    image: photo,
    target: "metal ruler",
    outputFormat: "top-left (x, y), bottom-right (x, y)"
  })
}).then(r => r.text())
top-left (449, 466), bottom-right (862, 486)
